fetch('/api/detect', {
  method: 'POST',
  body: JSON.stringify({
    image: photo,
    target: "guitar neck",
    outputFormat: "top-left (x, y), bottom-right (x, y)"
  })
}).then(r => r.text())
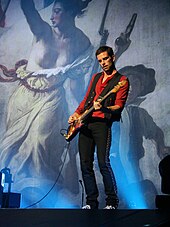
top-left (80, 89), bottom-right (113, 121)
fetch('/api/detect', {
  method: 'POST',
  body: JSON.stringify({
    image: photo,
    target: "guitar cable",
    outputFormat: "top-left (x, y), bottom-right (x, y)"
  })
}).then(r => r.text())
top-left (60, 128), bottom-right (68, 137)
top-left (24, 141), bottom-right (70, 208)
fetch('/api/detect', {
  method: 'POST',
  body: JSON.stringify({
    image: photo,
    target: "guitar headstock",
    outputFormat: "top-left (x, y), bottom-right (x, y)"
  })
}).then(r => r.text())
top-left (111, 80), bottom-right (127, 93)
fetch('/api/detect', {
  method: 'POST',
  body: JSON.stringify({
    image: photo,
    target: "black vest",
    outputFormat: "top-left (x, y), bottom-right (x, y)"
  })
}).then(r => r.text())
top-left (84, 72), bottom-right (123, 122)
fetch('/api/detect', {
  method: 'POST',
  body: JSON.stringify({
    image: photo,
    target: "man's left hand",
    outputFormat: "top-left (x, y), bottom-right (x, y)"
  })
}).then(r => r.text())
top-left (93, 100), bottom-right (102, 110)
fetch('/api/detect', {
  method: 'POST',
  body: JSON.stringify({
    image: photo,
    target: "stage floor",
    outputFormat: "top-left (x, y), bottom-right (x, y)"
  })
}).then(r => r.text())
top-left (0, 208), bottom-right (169, 227)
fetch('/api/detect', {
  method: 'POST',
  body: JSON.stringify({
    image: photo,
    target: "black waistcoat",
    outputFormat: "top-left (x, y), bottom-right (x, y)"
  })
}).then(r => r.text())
top-left (84, 72), bottom-right (123, 122)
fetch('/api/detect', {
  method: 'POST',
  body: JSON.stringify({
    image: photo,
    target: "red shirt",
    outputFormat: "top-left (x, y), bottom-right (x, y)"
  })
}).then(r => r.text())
top-left (76, 72), bottom-right (129, 118)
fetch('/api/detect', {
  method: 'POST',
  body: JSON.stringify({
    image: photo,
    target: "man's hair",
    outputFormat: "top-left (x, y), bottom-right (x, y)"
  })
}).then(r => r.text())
top-left (95, 46), bottom-right (114, 58)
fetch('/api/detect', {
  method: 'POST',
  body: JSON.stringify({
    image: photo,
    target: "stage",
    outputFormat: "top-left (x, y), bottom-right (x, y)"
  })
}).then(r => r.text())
top-left (0, 208), bottom-right (169, 226)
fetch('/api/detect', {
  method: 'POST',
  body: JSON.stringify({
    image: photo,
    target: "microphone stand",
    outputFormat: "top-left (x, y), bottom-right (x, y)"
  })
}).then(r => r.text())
top-left (79, 180), bottom-right (84, 208)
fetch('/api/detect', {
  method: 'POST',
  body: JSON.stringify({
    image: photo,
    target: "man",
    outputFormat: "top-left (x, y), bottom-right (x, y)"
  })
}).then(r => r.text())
top-left (68, 46), bottom-right (129, 209)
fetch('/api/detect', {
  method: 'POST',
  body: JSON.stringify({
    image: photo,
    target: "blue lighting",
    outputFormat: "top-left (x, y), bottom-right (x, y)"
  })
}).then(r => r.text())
top-left (20, 185), bottom-right (78, 209)
top-left (110, 123), bottom-right (148, 209)
top-left (110, 155), bottom-right (148, 209)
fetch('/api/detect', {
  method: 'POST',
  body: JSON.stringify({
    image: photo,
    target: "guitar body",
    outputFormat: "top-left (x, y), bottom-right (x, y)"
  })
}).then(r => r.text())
top-left (65, 121), bottom-right (83, 142)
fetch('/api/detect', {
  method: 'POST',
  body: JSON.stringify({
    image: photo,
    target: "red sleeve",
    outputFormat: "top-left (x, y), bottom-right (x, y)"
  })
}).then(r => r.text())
top-left (115, 75), bottom-right (129, 108)
top-left (75, 74), bottom-right (97, 114)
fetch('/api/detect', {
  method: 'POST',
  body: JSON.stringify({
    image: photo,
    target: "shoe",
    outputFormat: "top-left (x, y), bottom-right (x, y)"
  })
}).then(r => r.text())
top-left (104, 205), bottom-right (116, 209)
top-left (82, 205), bottom-right (91, 209)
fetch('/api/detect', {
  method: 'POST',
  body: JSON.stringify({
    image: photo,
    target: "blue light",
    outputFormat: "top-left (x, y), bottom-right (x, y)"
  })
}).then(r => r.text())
top-left (110, 122), bottom-right (148, 209)
top-left (110, 154), bottom-right (148, 209)
top-left (20, 184), bottom-right (79, 209)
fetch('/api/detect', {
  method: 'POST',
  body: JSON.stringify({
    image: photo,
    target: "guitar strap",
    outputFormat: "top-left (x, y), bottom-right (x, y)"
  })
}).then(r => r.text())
top-left (98, 72), bottom-right (122, 98)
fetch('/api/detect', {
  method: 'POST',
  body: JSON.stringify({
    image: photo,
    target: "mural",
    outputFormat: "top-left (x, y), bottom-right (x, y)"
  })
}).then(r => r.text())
top-left (0, 0), bottom-right (169, 208)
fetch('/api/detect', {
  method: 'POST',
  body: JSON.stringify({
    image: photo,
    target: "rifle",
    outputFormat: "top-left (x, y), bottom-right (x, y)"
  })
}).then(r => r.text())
top-left (115, 13), bottom-right (137, 60)
top-left (91, 0), bottom-right (111, 75)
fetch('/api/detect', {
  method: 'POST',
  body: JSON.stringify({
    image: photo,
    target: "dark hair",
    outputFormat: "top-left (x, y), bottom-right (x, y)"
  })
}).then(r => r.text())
top-left (95, 46), bottom-right (114, 58)
top-left (54, 0), bottom-right (92, 17)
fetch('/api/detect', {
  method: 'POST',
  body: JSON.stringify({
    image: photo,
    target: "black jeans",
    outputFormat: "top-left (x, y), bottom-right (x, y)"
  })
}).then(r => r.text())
top-left (78, 118), bottom-right (119, 209)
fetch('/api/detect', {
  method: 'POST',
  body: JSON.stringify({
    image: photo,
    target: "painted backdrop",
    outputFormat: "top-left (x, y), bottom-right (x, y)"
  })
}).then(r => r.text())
top-left (0, 0), bottom-right (169, 209)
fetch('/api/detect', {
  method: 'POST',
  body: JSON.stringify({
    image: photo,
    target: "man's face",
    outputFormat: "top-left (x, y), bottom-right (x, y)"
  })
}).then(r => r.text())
top-left (97, 51), bottom-right (115, 73)
top-left (50, 2), bottom-right (66, 27)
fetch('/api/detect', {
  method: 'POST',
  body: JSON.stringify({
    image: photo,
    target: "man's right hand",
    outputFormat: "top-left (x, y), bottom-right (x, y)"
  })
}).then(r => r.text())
top-left (68, 112), bottom-right (80, 124)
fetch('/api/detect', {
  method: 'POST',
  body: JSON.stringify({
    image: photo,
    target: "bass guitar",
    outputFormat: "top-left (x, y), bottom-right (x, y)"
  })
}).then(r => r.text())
top-left (64, 79), bottom-right (127, 142)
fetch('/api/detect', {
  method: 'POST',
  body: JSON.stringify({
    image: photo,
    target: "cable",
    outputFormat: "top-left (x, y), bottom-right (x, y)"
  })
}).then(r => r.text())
top-left (24, 141), bottom-right (70, 209)
top-left (60, 128), bottom-right (68, 137)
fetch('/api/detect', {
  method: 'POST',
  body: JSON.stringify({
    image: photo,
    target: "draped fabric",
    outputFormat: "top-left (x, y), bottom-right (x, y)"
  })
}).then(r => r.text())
top-left (0, 46), bottom-right (94, 206)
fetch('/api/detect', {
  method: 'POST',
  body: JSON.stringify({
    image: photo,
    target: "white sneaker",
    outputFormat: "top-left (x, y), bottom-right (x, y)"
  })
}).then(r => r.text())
top-left (82, 205), bottom-right (91, 209)
top-left (104, 205), bottom-right (116, 209)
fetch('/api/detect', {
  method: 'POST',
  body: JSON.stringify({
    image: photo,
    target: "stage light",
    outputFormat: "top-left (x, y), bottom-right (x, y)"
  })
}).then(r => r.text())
top-left (0, 167), bottom-right (21, 208)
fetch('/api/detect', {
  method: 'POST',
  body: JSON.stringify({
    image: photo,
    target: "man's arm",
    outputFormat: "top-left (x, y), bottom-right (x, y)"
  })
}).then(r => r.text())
top-left (68, 74), bottom-right (97, 123)
top-left (20, 0), bottom-right (52, 38)
top-left (107, 76), bottom-right (129, 111)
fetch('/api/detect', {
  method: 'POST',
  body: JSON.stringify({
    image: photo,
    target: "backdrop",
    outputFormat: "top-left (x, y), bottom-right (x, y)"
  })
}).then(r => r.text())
top-left (0, 0), bottom-right (169, 209)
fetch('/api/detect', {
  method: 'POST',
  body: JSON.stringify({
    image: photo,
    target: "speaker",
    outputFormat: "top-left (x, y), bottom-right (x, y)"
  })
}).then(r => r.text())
top-left (159, 155), bottom-right (170, 194)
top-left (1, 192), bottom-right (21, 208)
top-left (155, 195), bottom-right (170, 209)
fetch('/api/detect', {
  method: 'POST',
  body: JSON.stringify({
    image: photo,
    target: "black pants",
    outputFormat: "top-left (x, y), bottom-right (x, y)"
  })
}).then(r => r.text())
top-left (78, 119), bottom-right (119, 209)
